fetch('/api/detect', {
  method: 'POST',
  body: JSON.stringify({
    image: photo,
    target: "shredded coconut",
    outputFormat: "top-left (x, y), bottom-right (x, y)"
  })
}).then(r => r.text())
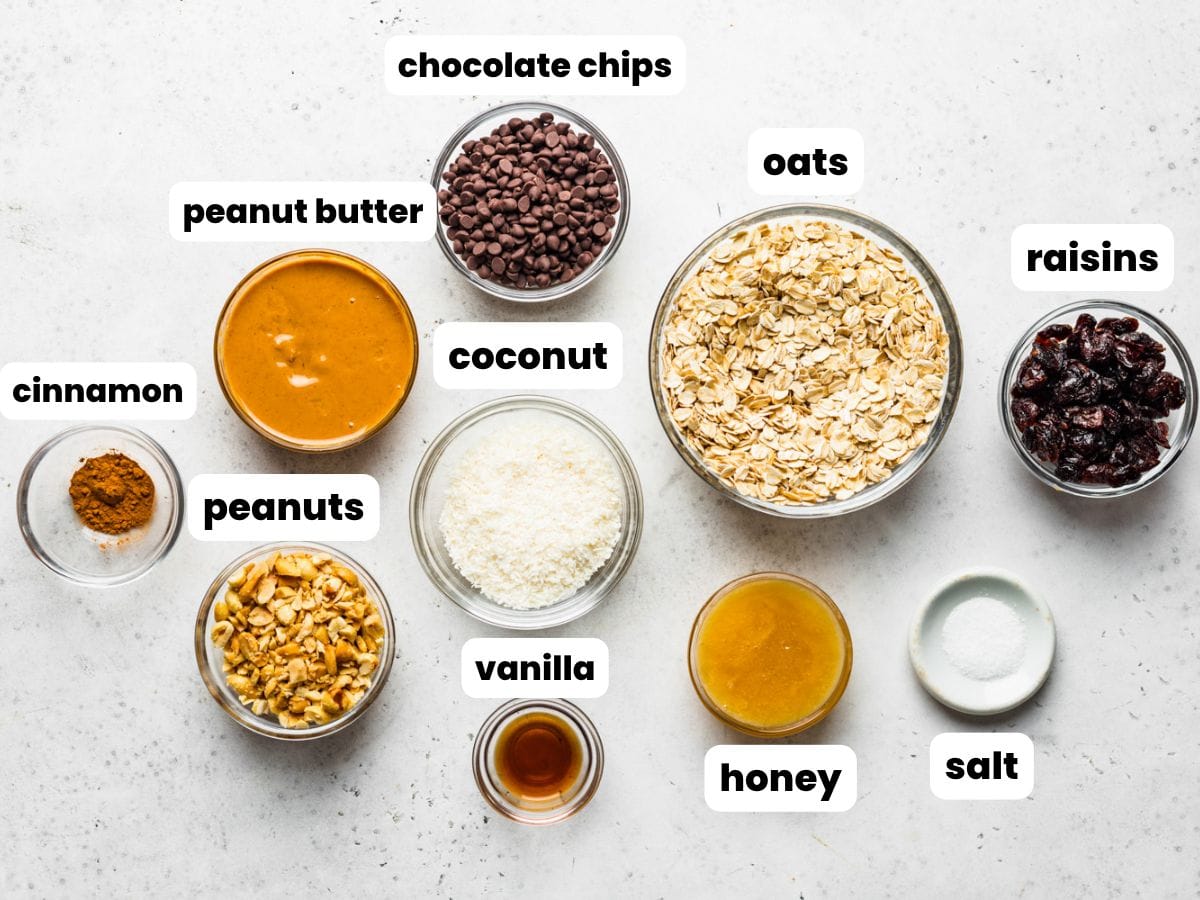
top-left (940, 596), bottom-right (1026, 681)
top-left (439, 420), bottom-right (623, 609)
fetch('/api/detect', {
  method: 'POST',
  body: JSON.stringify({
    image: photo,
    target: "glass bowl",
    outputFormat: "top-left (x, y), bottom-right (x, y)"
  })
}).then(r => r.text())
top-left (687, 572), bottom-right (853, 738)
top-left (429, 100), bottom-right (629, 303)
top-left (194, 542), bottom-right (396, 740)
top-left (472, 698), bottom-right (604, 826)
top-left (213, 248), bottom-right (419, 453)
top-left (999, 299), bottom-right (1196, 497)
top-left (410, 395), bottom-right (643, 630)
top-left (649, 203), bottom-right (963, 518)
top-left (17, 425), bottom-right (183, 586)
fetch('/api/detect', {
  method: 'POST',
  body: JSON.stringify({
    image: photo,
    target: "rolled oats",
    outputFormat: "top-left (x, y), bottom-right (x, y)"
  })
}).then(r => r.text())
top-left (659, 219), bottom-right (950, 505)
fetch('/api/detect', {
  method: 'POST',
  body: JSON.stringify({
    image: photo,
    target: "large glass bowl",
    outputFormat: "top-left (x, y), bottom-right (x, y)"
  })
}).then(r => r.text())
top-left (429, 100), bottom-right (629, 303)
top-left (649, 203), bottom-right (963, 518)
top-left (194, 543), bottom-right (396, 740)
top-left (409, 395), bottom-right (643, 629)
top-left (999, 299), bottom-right (1196, 497)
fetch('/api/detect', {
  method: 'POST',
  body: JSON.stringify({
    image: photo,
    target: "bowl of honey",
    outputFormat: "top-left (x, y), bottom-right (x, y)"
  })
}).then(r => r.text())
top-left (688, 572), bottom-right (853, 737)
top-left (471, 698), bottom-right (604, 825)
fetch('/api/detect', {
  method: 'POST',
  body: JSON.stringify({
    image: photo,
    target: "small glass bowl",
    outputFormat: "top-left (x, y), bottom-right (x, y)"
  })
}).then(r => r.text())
top-left (472, 698), bottom-right (604, 826)
top-left (410, 395), bottom-right (643, 630)
top-left (17, 425), bottom-right (183, 586)
top-left (999, 299), bottom-right (1197, 497)
top-left (213, 248), bottom-right (419, 453)
top-left (429, 100), bottom-right (630, 303)
top-left (194, 543), bottom-right (396, 740)
top-left (687, 572), bottom-right (853, 738)
top-left (649, 203), bottom-right (963, 518)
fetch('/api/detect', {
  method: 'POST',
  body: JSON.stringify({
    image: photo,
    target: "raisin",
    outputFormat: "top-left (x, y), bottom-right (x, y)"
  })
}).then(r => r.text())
top-left (1023, 417), bottom-right (1064, 462)
top-left (1010, 397), bottom-right (1040, 431)
top-left (1097, 316), bottom-right (1139, 335)
top-left (1107, 465), bottom-right (1140, 487)
top-left (1080, 462), bottom-right (1115, 484)
top-left (1097, 375), bottom-right (1120, 400)
top-left (1145, 371), bottom-right (1186, 412)
top-left (1150, 420), bottom-right (1170, 448)
top-left (1123, 331), bottom-right (1166, 354)
top-left (1132, 355), bottom-right (1166, 387)
top-left (1066, 428), bottom-right (1107, 460)
top-left (1114, 338), bottom-right (1144, 369)
top-left (1016, 357), bottom-right (1049, 394)
top-left (1055, 458), bottom-right (1084, 482)
top-left (1053, 361), bottom-right (1100, 405)
top-left (1035, 323), bottom-right (1072, 345)
top-left (1066, 405), bottom-right (1105, 429)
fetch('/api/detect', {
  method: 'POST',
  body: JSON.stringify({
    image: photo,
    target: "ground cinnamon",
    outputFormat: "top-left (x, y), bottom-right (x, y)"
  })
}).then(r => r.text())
top-left (69, 452), bottom-right (155, 534)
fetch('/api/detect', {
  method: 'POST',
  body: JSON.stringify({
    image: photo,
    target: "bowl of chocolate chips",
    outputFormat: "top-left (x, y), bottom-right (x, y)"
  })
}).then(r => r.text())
top-left (1001, 300), bottom-right (1196, 497)
top-left (431, 101), bottom-right (629, 302)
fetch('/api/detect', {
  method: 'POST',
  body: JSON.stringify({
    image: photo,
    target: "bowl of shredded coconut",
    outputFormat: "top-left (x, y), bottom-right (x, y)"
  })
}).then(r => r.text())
top-left (410, 395), bottom-right (643, 629)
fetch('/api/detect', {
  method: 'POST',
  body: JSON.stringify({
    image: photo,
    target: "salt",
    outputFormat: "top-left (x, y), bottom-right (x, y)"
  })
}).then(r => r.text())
top-left (940, 596), bottom-right (1026, 681)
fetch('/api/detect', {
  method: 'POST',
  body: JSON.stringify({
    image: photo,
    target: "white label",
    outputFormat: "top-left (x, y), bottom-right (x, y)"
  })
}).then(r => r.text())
top-left (461, 638), bottom-right (608, 699)
top-left (1011, 224), bottom-right (1173, 291)
top-left (169, 182), bottom-right (436, 242)
top-left (384, 35), bottom-right (685, 96)
top-left (747, 128), bottom-right (864, 195)
top-left (704, 745), bottom-right (857, 812)
top-left (929, 733), bottom-right (1035, 800)
top-left (0, 362), bottom-right (197, 420)
top-left (187, 474), bottom-right (380, 542)
top-left (432, 322), bottom-right (622, 390)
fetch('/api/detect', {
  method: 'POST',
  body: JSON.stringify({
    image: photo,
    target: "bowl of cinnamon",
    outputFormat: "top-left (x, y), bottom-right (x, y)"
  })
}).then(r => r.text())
top-left (18, 424), bottom-right (183, 586)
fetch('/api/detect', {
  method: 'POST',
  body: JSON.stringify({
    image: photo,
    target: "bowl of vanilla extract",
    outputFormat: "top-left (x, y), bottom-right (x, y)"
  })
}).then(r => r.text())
top-left (471, 698), bottom-right (604, 825)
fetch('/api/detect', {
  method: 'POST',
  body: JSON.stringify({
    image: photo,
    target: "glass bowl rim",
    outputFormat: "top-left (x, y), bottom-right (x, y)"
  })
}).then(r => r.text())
top-left (428, 99), bottom-right (630, 303)
top-left (409, 394), bottom-right (644, 630)
top-left (193, 541), bottom-right (397, 741)
top-left (997, 298), bottom-right (1197, 498)
top-left (471, 697), bottom-right (604, 826)
top-left (687, 571), bottom-right (854, 738)
top-left (17, 423), bottom-right (184, 587)
top-left (212, 247), bottom-right (420, 453)
top-left (648, 202), bottom-right (963, 518)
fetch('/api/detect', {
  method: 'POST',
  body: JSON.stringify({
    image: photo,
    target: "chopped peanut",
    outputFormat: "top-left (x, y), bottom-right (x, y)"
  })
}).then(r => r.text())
top-left (210, 551), bottom-right (384, 729)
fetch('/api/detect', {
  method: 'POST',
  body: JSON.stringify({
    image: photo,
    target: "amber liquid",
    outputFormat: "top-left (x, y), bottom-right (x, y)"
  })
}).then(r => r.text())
top-left (494, 712), bottom-right (583, 805)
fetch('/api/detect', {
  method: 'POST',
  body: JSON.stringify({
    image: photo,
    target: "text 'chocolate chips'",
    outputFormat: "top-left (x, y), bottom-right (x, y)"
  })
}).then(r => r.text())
top-left (438, 112), bottom-right (620, 290)
top-left (1010, 313), bottom-right (1186, 487)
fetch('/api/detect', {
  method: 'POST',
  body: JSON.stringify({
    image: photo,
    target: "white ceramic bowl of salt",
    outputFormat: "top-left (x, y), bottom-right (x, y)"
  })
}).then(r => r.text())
top-left (909, 570), bottom-right (1055, 716)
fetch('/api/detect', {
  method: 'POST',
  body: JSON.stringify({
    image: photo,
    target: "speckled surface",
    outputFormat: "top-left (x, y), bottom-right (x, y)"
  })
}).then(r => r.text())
top-left (3, 2), bottom-right (1199, 897)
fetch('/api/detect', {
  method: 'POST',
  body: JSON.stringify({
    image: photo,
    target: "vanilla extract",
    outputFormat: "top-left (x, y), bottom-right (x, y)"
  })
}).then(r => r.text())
top-left (474, 653), bottom-right (594, 682)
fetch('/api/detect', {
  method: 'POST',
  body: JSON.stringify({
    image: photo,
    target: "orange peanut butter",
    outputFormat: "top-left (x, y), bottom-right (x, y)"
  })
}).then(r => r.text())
top-left (216, 250), bottom-right (417, 450)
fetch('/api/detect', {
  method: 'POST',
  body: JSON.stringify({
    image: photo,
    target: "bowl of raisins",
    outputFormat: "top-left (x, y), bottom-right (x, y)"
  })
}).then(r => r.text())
top-left (1001, 300), bottom-right (1196, 497)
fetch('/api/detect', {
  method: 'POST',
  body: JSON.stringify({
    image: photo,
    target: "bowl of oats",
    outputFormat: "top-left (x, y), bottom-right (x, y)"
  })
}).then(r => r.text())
top-left (194, 544), bottom-right (395, 740)
top-left (650, 204), bottom-right (962, 517)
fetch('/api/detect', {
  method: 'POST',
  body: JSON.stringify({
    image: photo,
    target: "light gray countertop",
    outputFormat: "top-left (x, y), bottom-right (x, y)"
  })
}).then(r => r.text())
top-left (3, 1), bottom-right (1198, 896)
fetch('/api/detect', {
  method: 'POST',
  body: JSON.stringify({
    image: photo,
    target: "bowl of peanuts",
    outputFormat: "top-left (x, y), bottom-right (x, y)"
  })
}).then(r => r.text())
top-left (194, 543), bottom-right (395, 740)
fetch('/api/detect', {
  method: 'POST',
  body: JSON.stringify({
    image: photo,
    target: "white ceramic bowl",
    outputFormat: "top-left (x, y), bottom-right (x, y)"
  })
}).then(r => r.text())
top-left (909, 570), bottom-right (1055, 715)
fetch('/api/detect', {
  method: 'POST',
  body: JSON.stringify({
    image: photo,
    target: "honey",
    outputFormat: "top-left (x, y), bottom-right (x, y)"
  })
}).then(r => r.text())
top-left (494, 711), bottom-right (583, 805)
top-left (691, 574), bottom-right (851, 734)
top-left (215, 249), bottom-right (418, 451)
